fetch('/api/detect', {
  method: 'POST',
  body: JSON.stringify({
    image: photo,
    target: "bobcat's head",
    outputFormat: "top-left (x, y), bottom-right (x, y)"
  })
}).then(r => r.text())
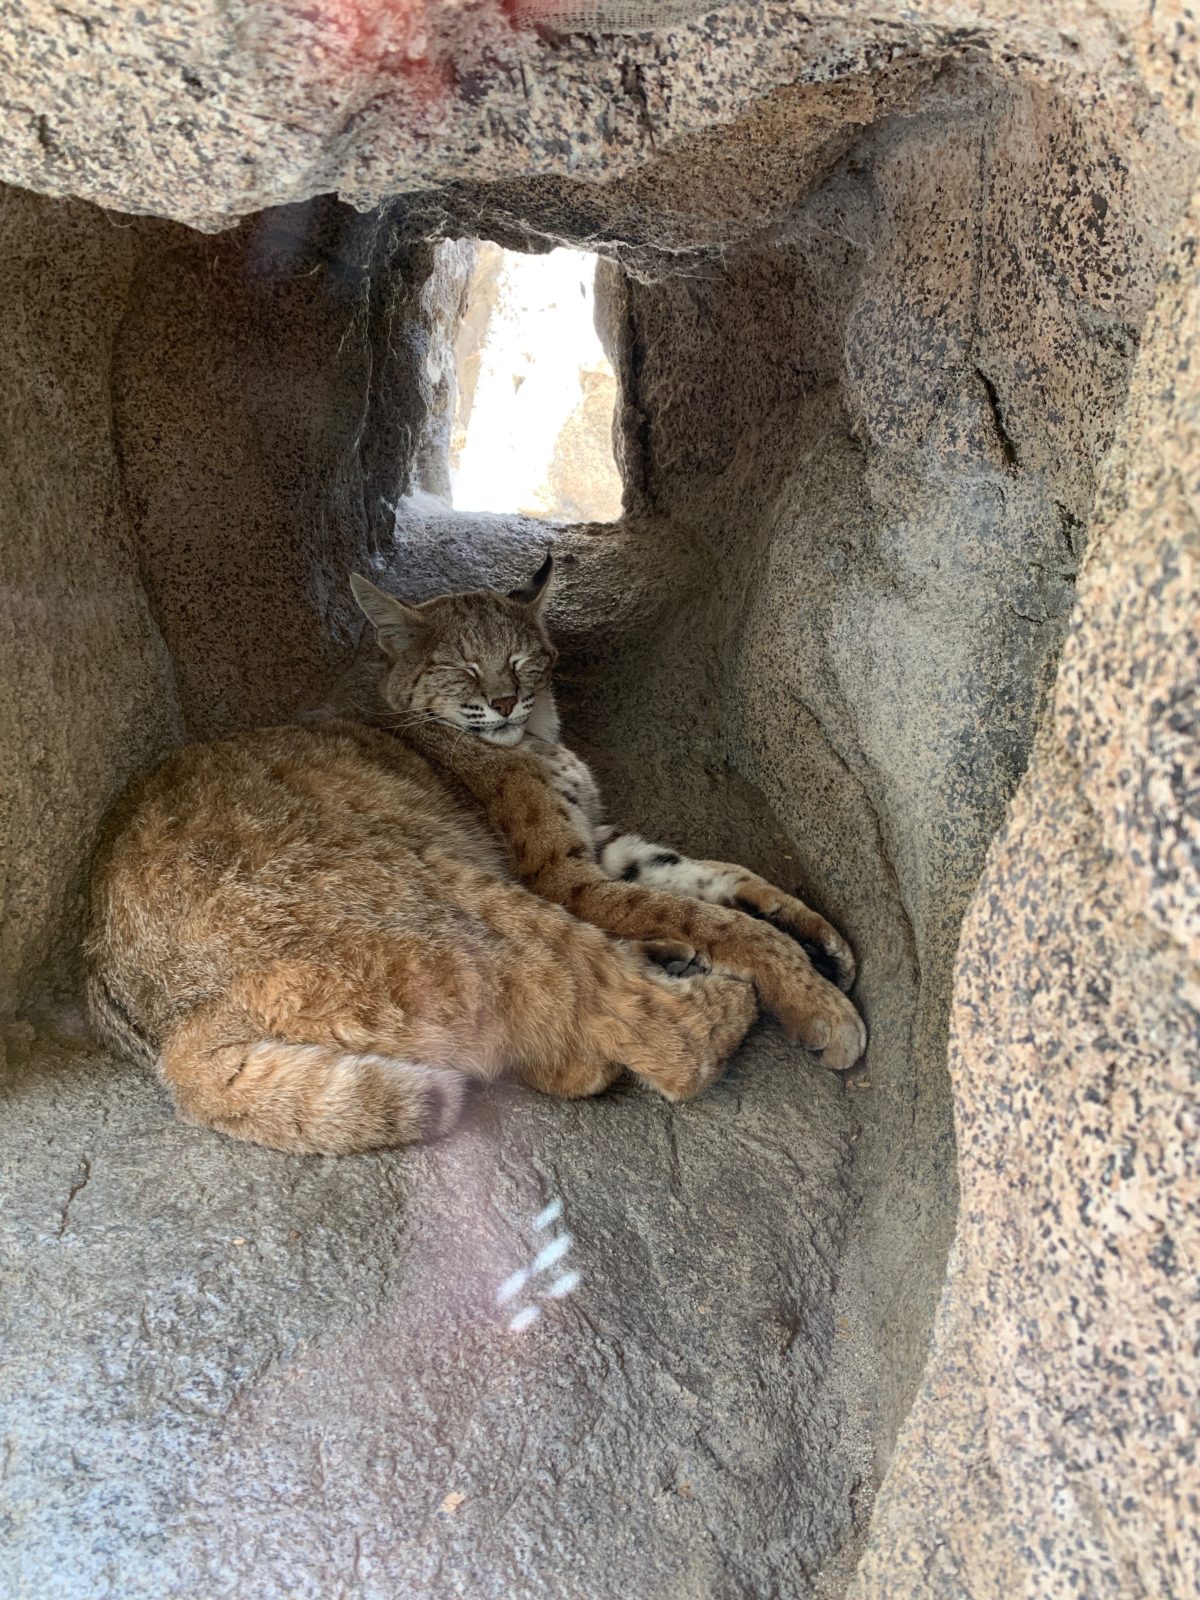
top-left (350, 555), bottom-right (557, 747)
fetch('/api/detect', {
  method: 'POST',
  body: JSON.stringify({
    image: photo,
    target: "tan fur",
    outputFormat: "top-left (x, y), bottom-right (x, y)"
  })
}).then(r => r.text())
top-left (401, 721), bottom-right (865, 1065)
top-left (86, 563), bottom-right (863, 1155)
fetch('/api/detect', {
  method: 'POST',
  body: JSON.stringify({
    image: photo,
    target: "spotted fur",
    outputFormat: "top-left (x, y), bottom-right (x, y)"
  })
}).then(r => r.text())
top-left (85, 560), bottom-right (864, 1156)
top-left (405, 720), bottom-right (864, 1064)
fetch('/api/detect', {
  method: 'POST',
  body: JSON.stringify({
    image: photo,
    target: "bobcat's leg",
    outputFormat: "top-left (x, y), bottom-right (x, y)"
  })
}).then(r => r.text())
top-left (595, 829), bottom-right (855, 991)
top-left (157, 885), bottom-right (757, 1152)
top-left (403, 724), bottom-right (866, 1070)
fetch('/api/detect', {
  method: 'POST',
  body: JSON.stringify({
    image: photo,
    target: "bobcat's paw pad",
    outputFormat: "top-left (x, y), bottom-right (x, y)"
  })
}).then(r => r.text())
top-left (641, 939), bottom-right (711, 980)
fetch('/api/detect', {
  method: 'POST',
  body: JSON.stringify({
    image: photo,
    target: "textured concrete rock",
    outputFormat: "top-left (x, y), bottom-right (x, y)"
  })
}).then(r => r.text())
top-left (597, 63), bottom-right (1194, 1470)
top-left (0, 2), bottom-right (1198, 1597)
top-left (0, 188), bottom-right (181, 1014)
top-left (0, 2), bottom-right (1185, 234)
top-left (112, 201), bottom-right (465, 739)
top-left (851, 184), bottom-right (1200, 1597)
top-left (1, 549), bottom-right (875, 1593)
top-left (0, 186), bottom-right (467, 1012)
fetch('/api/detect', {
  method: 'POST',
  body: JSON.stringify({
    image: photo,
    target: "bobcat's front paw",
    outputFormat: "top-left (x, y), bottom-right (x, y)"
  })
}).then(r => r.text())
top-left (749, 935), bottom-right (866, 1069)
top-left (638, 938), bottom-right (712, 980)
top-left (794, 986), bottom-right (867, 1071)
top-left (730, 884), bottom-right (856, 992)
top-left (794, 923), bottom-right (856, 993)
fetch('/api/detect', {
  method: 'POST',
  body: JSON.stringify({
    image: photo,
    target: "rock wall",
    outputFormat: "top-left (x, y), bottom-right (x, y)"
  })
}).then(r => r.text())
top-left (1, 3), bottom-right (1197, 1595)
top-left (852, 179), bottom-right (1200, 1600)
top-left (588, 63), bottom-right (1192, 1458)
top-left (112, 201), bottom-right (462, 738)
top-left (1, 3), bottom-right (1191, 231)
top-left (0, 188), bottom-right (463, 1011)
top-left (0, 188), bottom-right (180, 1014)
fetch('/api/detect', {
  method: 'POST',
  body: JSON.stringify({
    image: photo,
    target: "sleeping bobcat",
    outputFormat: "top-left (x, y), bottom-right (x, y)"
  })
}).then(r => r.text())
top-left (85, 556), bottom-right (865, 1154)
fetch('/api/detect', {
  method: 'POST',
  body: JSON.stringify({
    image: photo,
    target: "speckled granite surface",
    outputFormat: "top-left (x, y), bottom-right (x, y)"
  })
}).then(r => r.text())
top-left (0, 3), bottom-right (1190, 231)
top-left (0, 2), bottom-right (1197, 1595)
top-left (852, 189), bottom-right (1200, 1595)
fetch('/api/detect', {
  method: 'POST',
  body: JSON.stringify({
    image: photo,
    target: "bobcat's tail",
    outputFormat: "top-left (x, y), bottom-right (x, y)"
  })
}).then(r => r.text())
top-left (159, 1026), bottom-right (468, 1155)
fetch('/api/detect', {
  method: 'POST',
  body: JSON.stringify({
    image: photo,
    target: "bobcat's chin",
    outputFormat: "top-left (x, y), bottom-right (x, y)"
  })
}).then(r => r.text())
top-left (479, 722), bottom-right (527, 747)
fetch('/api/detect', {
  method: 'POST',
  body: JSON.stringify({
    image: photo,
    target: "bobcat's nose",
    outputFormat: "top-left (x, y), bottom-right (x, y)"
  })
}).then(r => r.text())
top-left (491, 695), bottom-right (518, 718)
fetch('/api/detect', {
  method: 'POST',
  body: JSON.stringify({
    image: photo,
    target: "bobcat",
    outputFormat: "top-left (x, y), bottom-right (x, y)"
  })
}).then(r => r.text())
top-left (85, 556), bottom-right (865, 1154)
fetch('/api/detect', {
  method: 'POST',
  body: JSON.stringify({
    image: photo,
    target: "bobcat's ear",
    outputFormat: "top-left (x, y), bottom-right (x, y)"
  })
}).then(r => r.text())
top-left (507, 551), bottom-right (554, 612)
top-left (350, 573), bottom-right (424, 659)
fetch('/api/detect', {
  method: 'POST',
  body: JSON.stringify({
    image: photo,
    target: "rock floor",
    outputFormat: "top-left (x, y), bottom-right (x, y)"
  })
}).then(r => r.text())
top-left (1, 515), bottom-right (880, 1598)
top-left (1, 1007), bottom-right (868, 1600)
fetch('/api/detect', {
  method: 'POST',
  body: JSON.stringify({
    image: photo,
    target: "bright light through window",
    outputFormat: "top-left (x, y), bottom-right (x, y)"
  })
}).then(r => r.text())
top-left (450, 244), bottom-right (623, 523)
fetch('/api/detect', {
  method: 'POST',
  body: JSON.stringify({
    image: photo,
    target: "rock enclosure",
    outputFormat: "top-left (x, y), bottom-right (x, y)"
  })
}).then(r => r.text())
top-left (0, 4), bottom-right (1196, 1598)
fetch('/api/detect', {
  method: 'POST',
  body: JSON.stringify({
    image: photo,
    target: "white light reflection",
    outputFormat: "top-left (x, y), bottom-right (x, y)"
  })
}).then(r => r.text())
top-left (496, 1268), bottom-right (531, 1306)
top-left (498, 1198), bottom-right (583, 1334)
top-left (531, 1233), bottom-right (572, 1275)
top-left (543, 1272), bottom-right (581, 1300)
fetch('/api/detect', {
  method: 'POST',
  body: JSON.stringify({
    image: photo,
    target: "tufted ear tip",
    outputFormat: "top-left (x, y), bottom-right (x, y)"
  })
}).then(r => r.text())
top-left (507, 551), bottom-right (554, 609)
